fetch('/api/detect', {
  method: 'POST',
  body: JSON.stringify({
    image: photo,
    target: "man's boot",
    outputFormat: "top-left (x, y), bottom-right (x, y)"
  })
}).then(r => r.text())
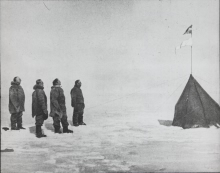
top-left (54, 126), bottom-right (62, 134)
top-left (36, 125), bottom-right (47, 138)
top-left (63, 126), bottom-right (73, 133)
top-left (11, 127), bottom-right (19, 130)
top-left (78, 116), bottom-right (86, 125)
top-left (18, 126), bottom-right (26, 130)
top-left (73, 123), bottom-right (79, 127)
top-left (18, 124), bottom-right (26, 130)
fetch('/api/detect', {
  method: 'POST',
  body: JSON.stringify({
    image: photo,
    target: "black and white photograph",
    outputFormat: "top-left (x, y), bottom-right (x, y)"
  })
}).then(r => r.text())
top-left (1, 0), bottom-right (220, 172)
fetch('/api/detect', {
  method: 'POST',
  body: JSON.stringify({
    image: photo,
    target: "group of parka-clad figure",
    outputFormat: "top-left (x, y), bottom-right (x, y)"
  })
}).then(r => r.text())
top-left (9, 76), bottom-right (86, 138)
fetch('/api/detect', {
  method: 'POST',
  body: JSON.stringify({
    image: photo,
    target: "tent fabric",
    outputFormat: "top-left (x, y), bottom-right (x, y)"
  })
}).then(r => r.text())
top-left (172, 74), bottom-right (220, 129)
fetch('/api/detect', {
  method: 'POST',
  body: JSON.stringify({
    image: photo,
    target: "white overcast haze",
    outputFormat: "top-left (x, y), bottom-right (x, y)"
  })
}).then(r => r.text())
top-left (1, 0), bottom-right (219, 125)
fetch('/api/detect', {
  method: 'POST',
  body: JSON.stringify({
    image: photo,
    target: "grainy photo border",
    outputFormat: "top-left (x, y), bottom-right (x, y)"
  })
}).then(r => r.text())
top-left (1, 0), bottom-right (220, 172)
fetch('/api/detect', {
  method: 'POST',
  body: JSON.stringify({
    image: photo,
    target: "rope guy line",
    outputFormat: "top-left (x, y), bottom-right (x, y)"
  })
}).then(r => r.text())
top-left (86, 74), bottom-right (189, 111)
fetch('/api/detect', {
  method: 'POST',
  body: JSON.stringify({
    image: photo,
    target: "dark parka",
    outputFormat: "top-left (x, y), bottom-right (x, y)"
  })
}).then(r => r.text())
top-left (50, 86), bottom-right (66, 118)
top-left (9, 82), bottom-right (25, 114)
top-left (32, 84), bottom-right (48, 117)
top-left (70, 86), bottom-right (84, 108)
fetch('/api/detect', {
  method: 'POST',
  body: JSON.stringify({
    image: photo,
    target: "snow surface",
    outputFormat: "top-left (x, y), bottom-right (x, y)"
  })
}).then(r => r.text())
top-left (1, 112), bottom-right (220, 172)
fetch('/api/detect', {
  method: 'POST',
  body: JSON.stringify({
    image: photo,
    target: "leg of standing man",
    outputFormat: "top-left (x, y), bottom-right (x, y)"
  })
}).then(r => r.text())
top-left (78, 104), bottom-right (86, 125)
top-left (35, 114), bottom-right (46, 138)
top-left (53, 114), bottom-right (62, 133)
top-left (17, 112), bottom-right (25, 129)
top-left (78, 112), bottom-right (84, 125)
top-left (11, 113), bottom-right (18, 130)
top-left (72, 110), bottom-right (79, 126)
top-left (61, 114), bottom-right (73, 133)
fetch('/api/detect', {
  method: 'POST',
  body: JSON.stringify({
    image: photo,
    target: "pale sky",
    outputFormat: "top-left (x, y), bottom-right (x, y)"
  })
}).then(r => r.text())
top-left (1, 0), bottom-right (219, 124)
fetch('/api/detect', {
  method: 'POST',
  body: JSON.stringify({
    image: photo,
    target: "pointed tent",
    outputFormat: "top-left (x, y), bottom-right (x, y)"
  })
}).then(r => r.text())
top-left (172, 75), bottom-right (220, 129)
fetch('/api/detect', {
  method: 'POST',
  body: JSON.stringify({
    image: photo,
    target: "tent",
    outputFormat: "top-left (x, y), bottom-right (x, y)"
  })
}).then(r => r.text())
top-left (172, 74), bottom-right (220, 129)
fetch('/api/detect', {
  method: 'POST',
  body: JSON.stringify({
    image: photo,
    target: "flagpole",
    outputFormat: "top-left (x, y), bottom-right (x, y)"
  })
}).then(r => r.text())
top-left (191, 46), bottom-right (192, 74)
top-left (191, 32), bottom-right (192, 75)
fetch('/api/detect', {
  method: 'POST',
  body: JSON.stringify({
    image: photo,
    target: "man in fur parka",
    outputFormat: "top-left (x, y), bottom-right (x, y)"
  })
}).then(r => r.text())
top-left (9, 76), bottom-right (25, 130)
top-left (70, 80), bottom-right (86, 126)
top-left (50, 78), bottom-right (73, 133)
top-left (32, 79), bottom-right (48, 138)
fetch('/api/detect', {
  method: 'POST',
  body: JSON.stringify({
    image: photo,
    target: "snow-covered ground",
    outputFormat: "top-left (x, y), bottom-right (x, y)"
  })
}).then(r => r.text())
top-left (1, 111), bottom-right (220, 173)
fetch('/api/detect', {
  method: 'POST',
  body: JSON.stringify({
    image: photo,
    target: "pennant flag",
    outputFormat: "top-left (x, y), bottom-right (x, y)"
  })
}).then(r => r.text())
top-left (175, 37), bottom-right (192, 54)
top-left (183, 25), bottom-right (192, 35)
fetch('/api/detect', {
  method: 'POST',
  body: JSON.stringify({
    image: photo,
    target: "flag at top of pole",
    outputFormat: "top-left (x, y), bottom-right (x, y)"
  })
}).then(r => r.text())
top-left (183, 25), bottom-right (192, 35)
top-left (176, 25), bottom-right (193, 51)
top-left (176, 25), bottom-right (193, 74)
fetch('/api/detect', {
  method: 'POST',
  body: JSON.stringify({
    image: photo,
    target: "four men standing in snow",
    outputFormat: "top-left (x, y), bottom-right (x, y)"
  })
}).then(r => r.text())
top-left (9, 77), bottom-right (85, 137)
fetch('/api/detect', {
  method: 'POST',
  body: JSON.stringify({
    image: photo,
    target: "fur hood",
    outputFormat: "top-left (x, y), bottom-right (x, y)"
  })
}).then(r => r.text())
top-left (11, 81), bottom-right (20, 86)
top-left (51, 85), bottom-right (61, 89)
top-left (33, 84), bottom-right (44, 90)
